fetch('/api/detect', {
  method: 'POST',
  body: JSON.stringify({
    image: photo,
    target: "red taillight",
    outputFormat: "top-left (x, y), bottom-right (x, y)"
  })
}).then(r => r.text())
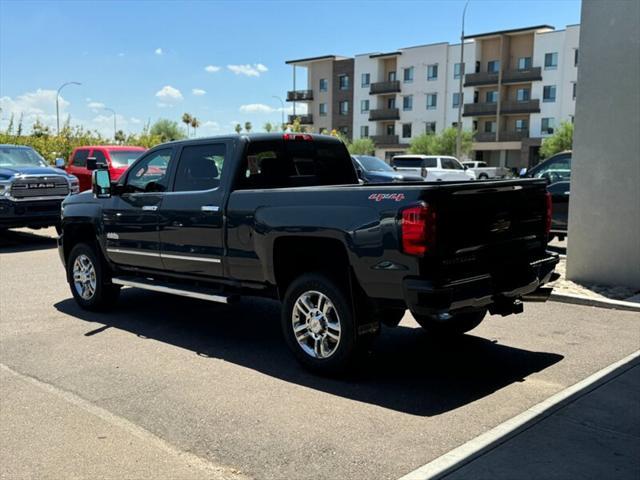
top-left (283, 133), bottom-right (313, 141)
top-left (545, 191), bottom-right (552, 236)
top-left (401, 204), bottom-right (436, 256)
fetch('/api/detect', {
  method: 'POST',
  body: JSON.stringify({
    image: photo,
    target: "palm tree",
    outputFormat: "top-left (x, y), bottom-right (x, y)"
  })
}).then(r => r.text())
top-left (182, 113), bottom-right (192, 137)
top-left (263, 122), bottom-right (273, 133)
top-left (190, 117), bottom-right (201, 137)
top-left (234, 123), bottom-right (242, 134)
top-left (244, 121), bottom-right (252, 133)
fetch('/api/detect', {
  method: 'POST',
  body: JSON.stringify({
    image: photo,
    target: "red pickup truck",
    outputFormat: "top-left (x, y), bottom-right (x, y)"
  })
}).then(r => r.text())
top-left (67, 146), bottom-right (146, 191)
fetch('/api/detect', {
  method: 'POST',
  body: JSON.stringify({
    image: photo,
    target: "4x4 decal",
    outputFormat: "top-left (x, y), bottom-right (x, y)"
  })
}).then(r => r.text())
top-left (368, 193), bottom-right (406, 202)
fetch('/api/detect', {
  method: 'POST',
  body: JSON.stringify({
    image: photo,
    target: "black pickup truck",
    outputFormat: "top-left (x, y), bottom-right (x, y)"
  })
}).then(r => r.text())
top-left (59, 133), bottom-right (558, 373)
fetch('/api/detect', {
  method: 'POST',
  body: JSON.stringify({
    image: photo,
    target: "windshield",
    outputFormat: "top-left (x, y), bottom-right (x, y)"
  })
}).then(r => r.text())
top-left (392, 157), bottom-right (438, 168)
top-left (109, 150), bottom-right (144, 168)
top-left (355, 156), bottom-right (394, 172)
top-left (0, 147), bottom-right (47, 168)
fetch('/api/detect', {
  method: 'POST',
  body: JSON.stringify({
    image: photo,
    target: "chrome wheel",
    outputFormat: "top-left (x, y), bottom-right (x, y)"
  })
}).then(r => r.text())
top-left (292, 290), bottom-right (341, 359)
top-left (73, 254), bottom-right (96, 300)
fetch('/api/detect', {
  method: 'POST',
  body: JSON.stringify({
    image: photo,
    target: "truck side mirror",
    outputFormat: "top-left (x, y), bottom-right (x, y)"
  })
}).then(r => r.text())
top-left (86, 157), bottom-right (97, 171)
top-left (55, 158), bottom-right (65, 168)
top-left (92, 169), bottom-right (112, 198)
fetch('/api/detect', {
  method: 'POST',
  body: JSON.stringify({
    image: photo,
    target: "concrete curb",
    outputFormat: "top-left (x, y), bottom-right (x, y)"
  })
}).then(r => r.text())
top-left (549, 292), bottom-right (640, 312)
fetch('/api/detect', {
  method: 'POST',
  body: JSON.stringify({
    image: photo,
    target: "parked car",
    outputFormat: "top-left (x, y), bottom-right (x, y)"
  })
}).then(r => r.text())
top-left (59, 133), bottom-right (558, 374)
top-left (547, 180), bottom-right (570, 240)
top-left (67, 146), bottom-right (146, 191)
top-left (391, 155), bottom-right (475, 181)
top-left (351, 155), bottom-right (423, 183)
top-left (524, 151), bottom-right (572, 184)
top-left (0, 145), bottom-right (79, 232)
top-left (462, 161), bottom-right (510, 180)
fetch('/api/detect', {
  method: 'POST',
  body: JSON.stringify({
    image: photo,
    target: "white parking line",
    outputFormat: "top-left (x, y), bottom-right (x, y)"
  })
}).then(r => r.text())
top-left (398, 349), bottom-right (640, 480)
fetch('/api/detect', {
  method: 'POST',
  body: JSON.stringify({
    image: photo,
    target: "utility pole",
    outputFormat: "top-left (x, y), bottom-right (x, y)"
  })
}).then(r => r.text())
top-left (456, 0), bottom-right (470, 160)
top-left (272, 95), bottom-right (285, 129)
top-left (103, 107), bottom-right (117, 140)
top-left (56, 81), bottom-right (81, 135)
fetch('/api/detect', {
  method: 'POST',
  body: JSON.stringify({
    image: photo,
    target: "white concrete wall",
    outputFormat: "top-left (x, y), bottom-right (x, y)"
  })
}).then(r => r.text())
top-left (444, 42), bottom-right (476, 132)
top-left (566, 0), bottom-right (640, 288)
top-left (353, 54), bottom-right (377, 138)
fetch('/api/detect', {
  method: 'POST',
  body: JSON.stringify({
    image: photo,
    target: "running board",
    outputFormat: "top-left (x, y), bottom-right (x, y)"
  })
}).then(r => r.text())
top-left (111, 277), bottom-right (232, 304)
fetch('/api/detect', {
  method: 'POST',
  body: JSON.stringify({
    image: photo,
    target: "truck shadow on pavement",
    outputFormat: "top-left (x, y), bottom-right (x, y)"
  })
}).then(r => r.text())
top-left (55, 290), bottom-right (564, 417)
top-left (0, 229), bottom-right (57, 253)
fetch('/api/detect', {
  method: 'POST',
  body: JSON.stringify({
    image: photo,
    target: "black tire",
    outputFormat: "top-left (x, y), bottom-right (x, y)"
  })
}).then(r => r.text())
top-left (478, 174), bottom-right (489, 180)
top-left (281, 273), bottom-right (359, 375)
top-left (412, 309), bottom-right (487, 336)
top-left (67, 242), bottom-right (120, 311)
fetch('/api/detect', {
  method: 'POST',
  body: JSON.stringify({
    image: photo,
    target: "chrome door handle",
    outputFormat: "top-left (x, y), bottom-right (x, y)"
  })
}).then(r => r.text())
top-left (201, 205), bottom-right (219, 212)
top-left (142, 205), bottom-right (158, 211)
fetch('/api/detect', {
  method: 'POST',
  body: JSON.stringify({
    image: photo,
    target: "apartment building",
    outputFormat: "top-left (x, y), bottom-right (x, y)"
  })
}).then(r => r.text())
top-left (285, 24), bottom-right (579, 166)
top-left (285, 55), bottom-right (354, 139)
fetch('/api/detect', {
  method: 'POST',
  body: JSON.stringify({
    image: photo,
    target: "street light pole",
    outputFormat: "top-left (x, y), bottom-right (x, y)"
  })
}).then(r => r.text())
top-left (103, 107), bottom-right (117, 141)
top-left (456, 0), bottom-right (470, 160)
top-left (272, 95), bottom-right (285, 129)
top-left (56, 81), bottom-right (81, 135)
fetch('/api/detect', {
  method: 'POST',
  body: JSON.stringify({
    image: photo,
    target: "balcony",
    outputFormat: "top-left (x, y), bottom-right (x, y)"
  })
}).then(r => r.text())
top-left (464, 67), bottom-right (542, 86)
top-left (371, 134), bottom-right (399, 145)
top-left (369, 108), bottom-right (400, 121)
top-left (474, 130), bottom-right (529, 142)
top-left (463, 99), bottom-right (540, 116)
top-left (288, 114), bottom-right (313, 125)
top-left (370, 80), bottom-right (401, 95)
top-left (286, 90), bottom-right (313, 102)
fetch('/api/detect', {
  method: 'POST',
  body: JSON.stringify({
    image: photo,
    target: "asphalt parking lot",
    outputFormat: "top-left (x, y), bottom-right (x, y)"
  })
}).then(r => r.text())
top-left (1, 228), bottom-right (639, 480)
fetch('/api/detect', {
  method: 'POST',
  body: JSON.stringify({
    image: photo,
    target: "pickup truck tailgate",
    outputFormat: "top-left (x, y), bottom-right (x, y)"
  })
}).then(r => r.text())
top-left (430, 180), bottom-right (548, 280)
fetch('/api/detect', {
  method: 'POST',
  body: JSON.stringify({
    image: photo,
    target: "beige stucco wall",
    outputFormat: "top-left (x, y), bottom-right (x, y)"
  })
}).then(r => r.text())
top-left (307, 60), bottom-right (333, 133)
top-left (566, 0), bottom-right (640, 288)
top-left (507, 33), bottom-right (534, 70)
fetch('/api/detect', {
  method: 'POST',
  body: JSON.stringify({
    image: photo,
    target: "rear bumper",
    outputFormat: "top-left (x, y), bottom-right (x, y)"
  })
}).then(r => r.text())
top-left (403, 253), bottom-right (559, 315)
top-left (0, 198), bottom-right (62, 229)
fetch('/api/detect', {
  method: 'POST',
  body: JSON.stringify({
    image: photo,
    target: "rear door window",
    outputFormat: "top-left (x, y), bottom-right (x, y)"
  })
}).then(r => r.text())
top-left (393, 157), bottom-right (438, 168)
top-left (90, 149), bottom-right (107, 166)
top-left (72, 149), bottom-right (89, 167)
top-left (173, 143), bottom-right (225, 192)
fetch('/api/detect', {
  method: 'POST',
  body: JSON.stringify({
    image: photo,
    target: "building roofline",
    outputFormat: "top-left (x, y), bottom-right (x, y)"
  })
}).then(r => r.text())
top-left (285, 55), bottom-right (347, 65)
top-left (369, 51), bottom-right (402, 59)
top-left (399, 41), bottom-right (450, 51)
top-left (464, 24), bottom-right (555, 40)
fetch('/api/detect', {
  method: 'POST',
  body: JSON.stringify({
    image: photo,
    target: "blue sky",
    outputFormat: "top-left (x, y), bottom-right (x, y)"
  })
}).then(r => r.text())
top-left (0, 0), bottom-right (581, 137)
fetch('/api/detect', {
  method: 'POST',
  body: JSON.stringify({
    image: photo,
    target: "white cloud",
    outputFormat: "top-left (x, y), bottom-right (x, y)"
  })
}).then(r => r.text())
top-left (130, 117), bottom-right (142, 124)
top-left (192, 88), bottom-right (206, 96)
top-left (117, 52), bottom-right (125, 57)
top-left (200, 120), bottom-right (220, 133)
top-left (87, 101), bottom-right (105, 112)
top-left (239, 103), bottom-right (275, 114)
top-left (0, 89), bottom-right (69, 131)
top-left (227, 63), bottom-right (269, 77)
top-left (155, 85), bottom-right (183, 107)
top-left (155, 47), bottom-right (163, 55)
top-left (204, 65), bottom-right (221, 73)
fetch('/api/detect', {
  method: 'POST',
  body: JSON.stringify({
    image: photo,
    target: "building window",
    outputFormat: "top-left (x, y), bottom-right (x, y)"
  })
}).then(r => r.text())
top-left (402, 123), bottom-right (412, 138)
top-left (574, 49), bottom-right (579, 67)
top-left (487, 60), bottom-right (500, 73)
top-left (403, 66), bottom-right (414, 83)
top-left (517, 57), bottom-right (532, 70)
top-left (451, 122), bottom-right (459, 128)
top-left (360, 125), bottom-right (369, 138)
top-left (403, 95), bottom-right (413, 111)
top-left (339, 75), bottom-right (349, 90)
top-left (572, 82), bottom-right (577, 100)
top-left (339, 126), bottom-right (349, 136)
top-left (360, 99), bottom-right (370, 113)
top-left (541, 117), bottom-right (555, 135)
top-left (361, 73), bottom-right (370, 87)
top-left (516, 88), bottom-right (530, 102)
top-left (387, 97), bottom-right (396, 109)
top-left (452, 92), bottom-right (461, 108)
top-left (543, 85), bottom-right (557, 102)
top-left (319, 78), bottom-right (328, 92)
top-left (486, 90), bottom-right (498, 103)
top-left (425, 121), bottom-right (436, 134)
top-left (427, 64), bottom-right (438, 81)
top-left (319, 103), bottom-right (327, 116)
top-left (426, 93), bottom-right (437, 109)
top-left (544, 52), bottom-right (558, 70)
top-left (484, 121), bottom-right (496, 133)
top-left (515, 119), bottom-right (528, 132)
top-left (388, 71), bottom-right (396, 82)
top-left (386, 124), bottom-right (395, 135)
top-left (339, 101), bottom-right (349, 115)
top-left (454, 62), bottom-right (463, 79)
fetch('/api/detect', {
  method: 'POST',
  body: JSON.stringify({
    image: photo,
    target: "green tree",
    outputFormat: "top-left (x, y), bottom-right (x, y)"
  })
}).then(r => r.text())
top-left (150, 119), bottom-right (186, 142)
top-left (181, 113), bottom-right (192, 137)
top-left (263, 121), bottom-right (273, 133)
top-left (31, 118), bottom-right (50, 138)
top-left (5, 114), bottom-right (14, 135)
top-left (190, 117), bottom-right (201, 137)
top-left (540, 121), bottom-right (573, 158)
top-left (114, 130), bottom-right (126, 144)
top-left (234, 123), bottom-right (242, 134)
top-left (16, 113), bottom-right (23, 137)
top-left (244, 121), bottom-right (252, 133)
top-left (408, 128), bottom-right (473, 157)
top-left (408, 132), bottom-right (437, 155)
top-left (348, 137), bottom-right (375, 155)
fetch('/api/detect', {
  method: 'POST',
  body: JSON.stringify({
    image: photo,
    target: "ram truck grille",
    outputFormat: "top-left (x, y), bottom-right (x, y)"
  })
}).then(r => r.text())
top-left (10, 177), bottom-right (69, 199)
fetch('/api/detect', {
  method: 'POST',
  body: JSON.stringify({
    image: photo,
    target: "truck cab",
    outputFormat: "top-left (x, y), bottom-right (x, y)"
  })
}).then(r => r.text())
top-left (67, 146), bottom-right (146, 192)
